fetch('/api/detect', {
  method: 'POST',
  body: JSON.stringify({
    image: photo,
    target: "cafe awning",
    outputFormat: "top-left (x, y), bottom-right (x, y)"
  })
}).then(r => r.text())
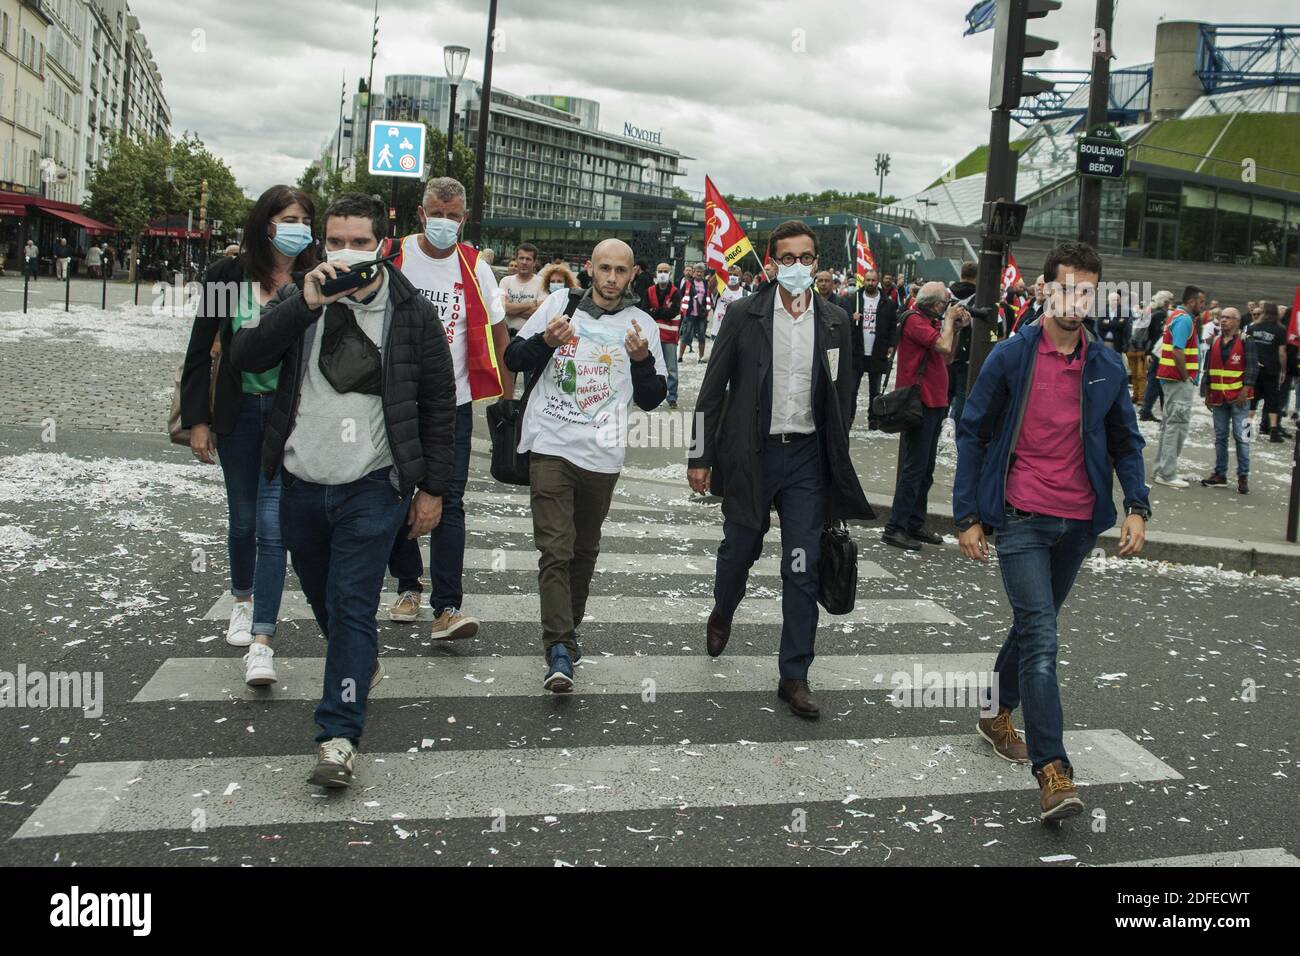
top-left (41, 207), bottom-right (116, 234)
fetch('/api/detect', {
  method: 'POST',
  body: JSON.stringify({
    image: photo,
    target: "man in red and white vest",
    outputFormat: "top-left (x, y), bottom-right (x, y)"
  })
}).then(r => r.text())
top-left (385, 176), bottom-right (513, 638)
top-left (645, 262), bottom-right (682, 407)
top-left (1200, 307), bottom-right (1256, 494)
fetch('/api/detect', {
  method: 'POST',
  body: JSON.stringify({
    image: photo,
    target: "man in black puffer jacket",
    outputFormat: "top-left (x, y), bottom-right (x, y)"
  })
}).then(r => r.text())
top-left (230, 193), bottom-right (455, 788)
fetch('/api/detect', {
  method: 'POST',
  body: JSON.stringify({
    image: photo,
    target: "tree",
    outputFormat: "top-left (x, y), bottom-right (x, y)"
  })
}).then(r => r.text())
top-left (85, 131), bottom-right (248, 241)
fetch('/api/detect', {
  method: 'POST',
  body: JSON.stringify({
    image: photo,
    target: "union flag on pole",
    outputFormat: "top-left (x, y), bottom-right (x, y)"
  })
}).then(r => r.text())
top-left (704, 175), bottom-right (754, 294)
top-left (1289, 286), bottom-right (1300, 346)
top-left (854, 221), bottom-right (876, 287)
top-left (1001, 251), bottom-right (1023, 296)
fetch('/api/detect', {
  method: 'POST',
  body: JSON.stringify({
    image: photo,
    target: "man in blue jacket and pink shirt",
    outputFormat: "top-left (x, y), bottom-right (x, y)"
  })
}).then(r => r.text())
top-left (952, 240), bottom-right (1151, 823)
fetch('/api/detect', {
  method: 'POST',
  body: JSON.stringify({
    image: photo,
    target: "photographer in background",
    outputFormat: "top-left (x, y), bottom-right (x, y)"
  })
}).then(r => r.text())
top-left (883, 281), bottom-right (966, 551)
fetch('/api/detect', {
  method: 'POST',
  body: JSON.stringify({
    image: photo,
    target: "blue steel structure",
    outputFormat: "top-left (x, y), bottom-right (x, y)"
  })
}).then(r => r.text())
top-left (1010, 23), bottom-right (1300, 128)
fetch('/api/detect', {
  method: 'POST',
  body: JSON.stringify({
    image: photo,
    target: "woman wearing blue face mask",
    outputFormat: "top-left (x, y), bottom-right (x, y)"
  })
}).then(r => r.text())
top-left (180, 184), bottom-right (319, 687)
top-left (538, 260), bottom-right (579, 298)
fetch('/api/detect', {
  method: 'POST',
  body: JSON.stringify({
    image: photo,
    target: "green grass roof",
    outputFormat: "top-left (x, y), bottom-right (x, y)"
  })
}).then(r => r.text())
top-left (1133, 114), bottom-right (1300, 192)
top-left (928, 140), bottom-right (1032, 190)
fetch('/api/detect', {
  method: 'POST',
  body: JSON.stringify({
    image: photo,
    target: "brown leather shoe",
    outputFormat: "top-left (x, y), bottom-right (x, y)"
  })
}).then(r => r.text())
top-left (777, 678), bottom-right (820, 719)
top-left (977, 707), bottom-right (1029, 763)
top-left (1034, 759), bottom-right (1084, 822)
top-left (706, 609), bottom-right (732, 658)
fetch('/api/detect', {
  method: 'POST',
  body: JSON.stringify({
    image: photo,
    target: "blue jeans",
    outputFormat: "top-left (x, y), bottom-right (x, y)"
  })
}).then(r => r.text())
top-left (388, 402), bottom-right (471, 611)
top-left (661, 343), bottom-right (679, 403)
top-left (216, 392), bottom-right (285, 636)
top-left (1212, 401), bottom-right (1250, 478)
top-left (993, 510), bottom-right (1097, 773)
top-left (281, 466), bottom-right (410, 746)
top-left (714, 435), bottom-right (825, 680)
top-left (886, 405), bottom-right (947, 536)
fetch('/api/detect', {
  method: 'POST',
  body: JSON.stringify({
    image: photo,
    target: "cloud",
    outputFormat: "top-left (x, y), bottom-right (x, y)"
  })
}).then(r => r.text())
top-left (132, 0), bottom-right (1300, 205)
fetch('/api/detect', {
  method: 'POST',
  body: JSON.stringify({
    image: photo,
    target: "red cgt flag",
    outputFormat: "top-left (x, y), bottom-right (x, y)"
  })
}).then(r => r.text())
top-left (704, 176), bottom-right (755, 294)
top-left (854, 222), bottom-right (876, 287)
top-left (1289, 286), bottom-right (1300, 346)
top-left (1001, 251), bottom-right (1023, 297)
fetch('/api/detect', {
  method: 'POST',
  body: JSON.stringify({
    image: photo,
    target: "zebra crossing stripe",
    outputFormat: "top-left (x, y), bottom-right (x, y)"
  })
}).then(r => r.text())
top-left (1102, 849), bottom-right (1300, 867)
top-left (470, 491), bottom-right (700, 517)
top-left (203, 593), bottom-right (959, 625)
top-left (455, 547), bottom-right (893, 578)
top-left (132, 652), bottom-right (992, 702)
top-left (11, 729), bottom-right (1179, 839)
top-left (464, 514), bottom-right (718, 540)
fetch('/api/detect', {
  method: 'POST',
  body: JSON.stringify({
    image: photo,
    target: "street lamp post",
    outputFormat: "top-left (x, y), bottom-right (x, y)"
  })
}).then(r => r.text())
top-left (467, 0), bottom-right (498, 247)
top-left (443, 45), bottom-right (469, 173)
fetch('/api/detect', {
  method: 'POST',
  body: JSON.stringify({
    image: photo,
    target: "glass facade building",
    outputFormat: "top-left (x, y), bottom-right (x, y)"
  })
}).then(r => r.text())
top-left (1123, 170), bottom-right (1300, 267)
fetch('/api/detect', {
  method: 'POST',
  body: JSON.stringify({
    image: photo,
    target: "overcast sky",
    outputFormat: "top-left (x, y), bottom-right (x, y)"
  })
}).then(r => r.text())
top-left (131, 0), bottom-right (1294, 202)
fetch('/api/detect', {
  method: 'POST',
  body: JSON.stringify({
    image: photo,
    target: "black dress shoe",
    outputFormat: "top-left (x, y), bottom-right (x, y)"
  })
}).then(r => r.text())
top-left (882, 528), bottom-right (921, 551)
top-left (706, 609), bottom-right (732, 658)
top-left (777, 678), bottom-right (820, 719)
top-left (909, 527), bottom-right (944, 546)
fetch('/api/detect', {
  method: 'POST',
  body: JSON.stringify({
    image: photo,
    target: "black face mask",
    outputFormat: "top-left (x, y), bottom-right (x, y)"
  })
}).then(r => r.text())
top-left (318, 304), bottom-right (383, 396)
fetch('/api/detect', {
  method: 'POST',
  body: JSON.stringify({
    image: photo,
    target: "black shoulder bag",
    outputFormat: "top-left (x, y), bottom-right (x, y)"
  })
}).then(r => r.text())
top-left (487, 289), bottom-right (583, 485)
top-left (817, 520), bottom-right (858, 614)
top-left (870, 311), bottom-right (931, 434)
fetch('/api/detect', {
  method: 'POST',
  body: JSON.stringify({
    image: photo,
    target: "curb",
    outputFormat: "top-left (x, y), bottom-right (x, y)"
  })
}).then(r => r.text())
top-left (859, 494), bottom-right (1300, 578)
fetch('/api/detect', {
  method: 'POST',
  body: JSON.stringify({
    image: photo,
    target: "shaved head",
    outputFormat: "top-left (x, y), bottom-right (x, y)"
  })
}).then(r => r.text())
top-left (592, 238), bottom-right (634, 267)
top-left (590, 238), bottom-right (636, 307)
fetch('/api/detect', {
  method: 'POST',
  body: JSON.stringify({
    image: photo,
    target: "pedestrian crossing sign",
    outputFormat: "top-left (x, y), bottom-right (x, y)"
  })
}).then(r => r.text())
top-left (368, 120), bottom-right (426, 178)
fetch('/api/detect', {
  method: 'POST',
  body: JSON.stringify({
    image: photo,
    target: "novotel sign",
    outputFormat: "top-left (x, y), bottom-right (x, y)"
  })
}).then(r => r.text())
top-left (623, 122), bottom-right (663, 146)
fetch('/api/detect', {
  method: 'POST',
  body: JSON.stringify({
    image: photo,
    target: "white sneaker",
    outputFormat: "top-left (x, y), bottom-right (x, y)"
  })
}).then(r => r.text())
top-left (225, 600), bottom-right (253, 647)
top-left (309, 737), bottom-right (357, 788)
top-left (243, 642), bottom-right (277, 686)
top-left (1153, 475), bottom-right (1189, 489)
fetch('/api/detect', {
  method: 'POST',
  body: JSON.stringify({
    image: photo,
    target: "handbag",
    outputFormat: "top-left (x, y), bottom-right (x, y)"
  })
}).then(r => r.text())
top-left (870, 312), bottom-right (930, 434)
top-left (487, 289), bottom-right (583, 485)
top-left (817, 520), bottom-right (858, 614)
top-left (169, 331), bottom-right (221, 447)
top-left (318, 302), bottom-right (383, 396)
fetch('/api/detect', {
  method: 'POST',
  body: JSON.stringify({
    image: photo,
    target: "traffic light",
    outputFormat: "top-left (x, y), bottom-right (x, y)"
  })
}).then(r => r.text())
top-left (371, 18), bottom-right (379, 61)
top-left (989, 0), bottom-right (1060, 110)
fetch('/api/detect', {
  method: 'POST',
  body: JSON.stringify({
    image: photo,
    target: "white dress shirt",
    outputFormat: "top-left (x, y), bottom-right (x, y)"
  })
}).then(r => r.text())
top-left (770, 292), bottom-right (816, 435)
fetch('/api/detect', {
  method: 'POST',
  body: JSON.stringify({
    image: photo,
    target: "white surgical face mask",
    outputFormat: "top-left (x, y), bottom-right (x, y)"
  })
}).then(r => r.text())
top-left (776, 262), bottom-right (814, 296)
top-left (327, 246), bottom-right (379, 269)
top-left (423, 215), bottom-right (460, 250)
top-left (728, 275), bottom-right (740, 287)
top-left (656, 272), bottom-right (670, 284)
top-left (549, 281), bottom-right (565, 293)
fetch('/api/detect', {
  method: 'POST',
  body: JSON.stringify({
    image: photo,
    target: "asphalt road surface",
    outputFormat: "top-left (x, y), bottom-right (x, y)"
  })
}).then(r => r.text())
top-left (0, 305), bottom-right (1294, 868)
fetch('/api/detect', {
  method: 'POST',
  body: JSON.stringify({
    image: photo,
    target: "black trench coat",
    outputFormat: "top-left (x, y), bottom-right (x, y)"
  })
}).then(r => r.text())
top-left (688, 281), bottom-right (874, 530)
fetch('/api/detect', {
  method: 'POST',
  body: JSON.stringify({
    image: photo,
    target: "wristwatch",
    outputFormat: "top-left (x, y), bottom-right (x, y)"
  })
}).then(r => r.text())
top-left (955, 513), bottom-right (982, 533)
top-left (1126, 504), bottom-right (1151, 522)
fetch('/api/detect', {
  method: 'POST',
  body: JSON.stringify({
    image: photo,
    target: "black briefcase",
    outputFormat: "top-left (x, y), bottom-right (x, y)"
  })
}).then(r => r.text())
top-left (817, 521), bottom-right (858, 615)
